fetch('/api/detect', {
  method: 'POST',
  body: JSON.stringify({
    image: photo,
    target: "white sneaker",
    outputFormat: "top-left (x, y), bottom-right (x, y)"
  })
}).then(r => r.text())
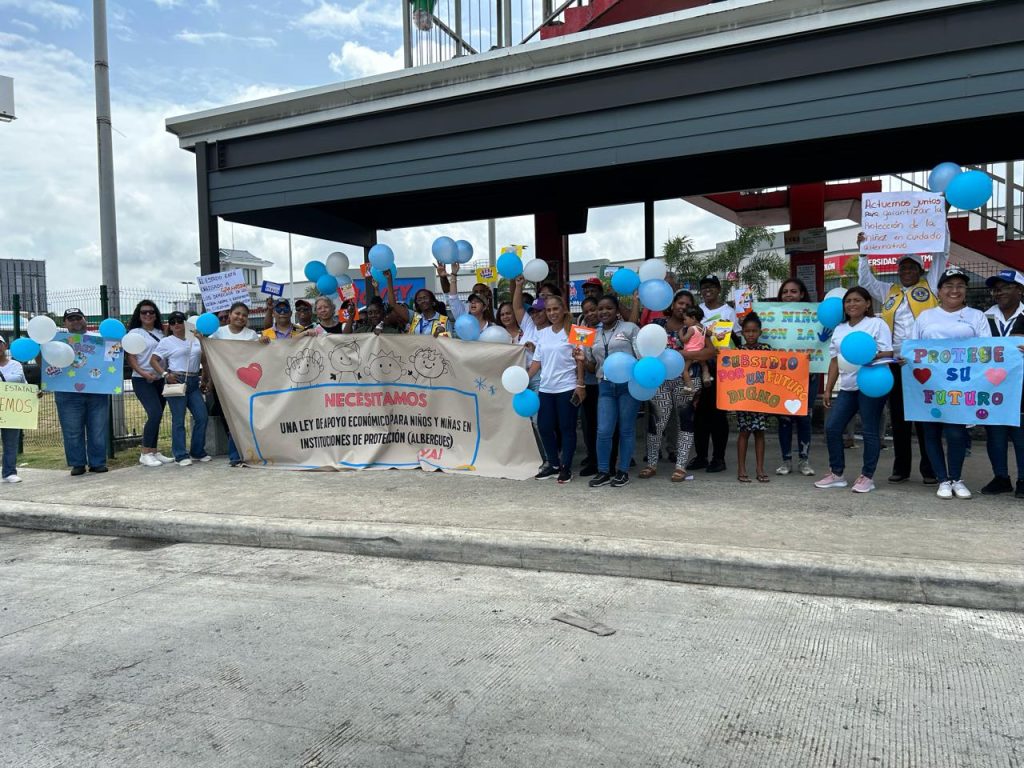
top-left (951, 480), bottom-right (972, 499)
top-left (3, 475), bottom-right (22, 483)
top-left (176, 458), bottom-right (193, 467)
top-left (775, 461), bottom-right (792, 476)
top-left (139, 454), bottom-right (161, 467)
top-left (152, 453), bottom-right (174, 464)
top-left (194, 455), bottom-right (212, 463)
top-left (936, 481), bottom-right (953, 499)
top-left (798, 459), bottom-right (815, 476)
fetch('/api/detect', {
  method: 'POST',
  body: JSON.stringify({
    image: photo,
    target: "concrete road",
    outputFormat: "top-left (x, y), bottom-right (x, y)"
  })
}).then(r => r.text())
top-left (1, 528), bottom-right (1022, 768)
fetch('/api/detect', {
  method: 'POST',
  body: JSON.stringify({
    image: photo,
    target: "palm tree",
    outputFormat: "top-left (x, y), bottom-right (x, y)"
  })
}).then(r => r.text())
top-left (665, 226), bottom-right (788, 298)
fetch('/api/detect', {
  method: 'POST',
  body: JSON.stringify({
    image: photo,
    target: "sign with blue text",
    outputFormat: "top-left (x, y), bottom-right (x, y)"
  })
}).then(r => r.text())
top-left (752, 302), bottom-right (830, 374)
top-left (41, 332), bottom-right (123, 395)
top-left (901, 338), bottom-right (1022, 426)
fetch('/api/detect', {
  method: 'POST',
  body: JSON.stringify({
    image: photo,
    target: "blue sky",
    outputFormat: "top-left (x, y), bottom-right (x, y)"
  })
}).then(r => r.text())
top-left (0, 0), bottom-right (733, 293)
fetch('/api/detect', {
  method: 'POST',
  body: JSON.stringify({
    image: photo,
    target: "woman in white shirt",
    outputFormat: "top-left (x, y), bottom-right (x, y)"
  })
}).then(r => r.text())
top-left (527, 295), bottom-right (586, 485)
top-left (814, 287), bottom-right (894, 494)
top-left (150, 311), bottom-right (209, 466)
top-left (0, 336), bottom-right (27, 483)
top-left (125, 300), bottom-right (173, 467)
top-left (907, 268), bottom-right (991, 500)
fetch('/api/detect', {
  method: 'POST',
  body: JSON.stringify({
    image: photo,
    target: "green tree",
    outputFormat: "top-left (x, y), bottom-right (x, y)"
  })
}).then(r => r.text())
top-left (842, 254), bottom-right (859, 287)
top-left (664, 226), bottom-right (788, 299)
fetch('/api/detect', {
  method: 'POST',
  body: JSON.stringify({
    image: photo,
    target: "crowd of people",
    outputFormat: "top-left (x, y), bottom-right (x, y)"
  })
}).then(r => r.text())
top-left (2, 252), bottom-right (1022, 502)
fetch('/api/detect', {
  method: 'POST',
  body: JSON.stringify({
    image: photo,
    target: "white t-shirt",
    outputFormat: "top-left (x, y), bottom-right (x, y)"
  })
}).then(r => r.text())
top-left (210, 326), bottom-right (260, 341)
top-left (829, 317), bottom-right (893, 391)
top-left (533, 326), bottom-right (577, 394)
top-left (909, 306), bottom-right (990, 342)
top-left (126, 327), bottom-right (163, 375)
top-left (699, 302), bottom-right (739, 333)
top-left (153, 334), bottom-right (202, 374)
top-left (0, 359), bottom-right (26, 384)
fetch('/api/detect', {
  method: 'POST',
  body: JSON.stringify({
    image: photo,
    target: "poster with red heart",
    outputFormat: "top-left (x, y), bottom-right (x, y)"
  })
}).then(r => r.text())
top-left (40, 332), bottom-right (124, 395)
top-left (901, 339), bottom-right (1023, 426)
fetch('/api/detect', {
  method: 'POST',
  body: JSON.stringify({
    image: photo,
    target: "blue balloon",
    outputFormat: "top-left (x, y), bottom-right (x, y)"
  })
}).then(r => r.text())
top-left (611, 268), bottom-right (640, 295)
top-left (603, 351), bottom-right (635, 384)
top-left (638, 279), bottom-right (673, 311)
top-left (455, 240), bottom-right (474, 264)
top-left (337, 274), bottom-right (353, 287)
top-left (840, 330), bottom-right (877, 366)
top-left (368, 244), bottom-right (395, 272)
top-left (633, 356), bottom-right (667, 389)
top-left (512, 389), bottom-right (540, 418)
top-left (945, 169), bottom-right (993, 210)
top-left (658, 348), bottom-right (685, 380)
top-left (454, 314), bottom-right (481, 341)
top-left (9, 337), bottom-right (39, 362)
top-left (316, 274), bottom-right (339, 295)
top-left (303, 261), bottom-right (327, 282)
top-left (496, 252), bottom-right (523, 280)
top-left (370, 268), bottom-right (389, 286)
top-left (857, 364), bottom-right (894, 398)
top-left (196, 312), bottom-right (220, 337)
top-left (928, 162), bottom-right (961, 194)
top-left (98, 318), bottom-right (126, 340)
top-left (628, 379), bottom-right (658, 401)
top-left (817, 297), bottom-right (844, 329)
top-left (432, 236), bottom-right (458, 265)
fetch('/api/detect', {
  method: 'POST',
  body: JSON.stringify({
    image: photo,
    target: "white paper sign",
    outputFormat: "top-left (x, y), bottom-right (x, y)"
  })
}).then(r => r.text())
top-left (197, 269), bottom-right (250, 312)
top-left (860, 192), bottom-right (947, 255)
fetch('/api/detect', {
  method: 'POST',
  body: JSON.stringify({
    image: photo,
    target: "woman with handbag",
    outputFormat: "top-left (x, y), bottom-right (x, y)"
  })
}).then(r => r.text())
top-left (126, 300), bottom-right (173, 468)
top-left (150, 311), bottom-right (210, 466)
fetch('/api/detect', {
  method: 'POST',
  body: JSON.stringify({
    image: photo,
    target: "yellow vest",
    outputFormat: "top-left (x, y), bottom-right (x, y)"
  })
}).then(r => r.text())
top-left (879, 280), bottom-right (937, 330)
top-left (408, 313), bottom-right (448, 336)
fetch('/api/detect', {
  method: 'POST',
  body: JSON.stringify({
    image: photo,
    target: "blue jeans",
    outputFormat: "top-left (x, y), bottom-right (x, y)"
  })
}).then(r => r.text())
top-left (985, 424), bottom-right (1024, 480)
top-left (922, 422), bottom-right (970, 483)
top-left (132, 376), bottom-right (165, 450)
top-left (167, 374), bottom-right (209, 462)
top-left (824, 389), bottom-right (887, 478)
top-left (597, 381), bottom-right (640, 473)
top-left (227, 434), bottom-right (241, 463)
top-left (778, 374), bottom-right (818, 461)
top-left (54, 391), bottom-right (109, 469)
top-left (538, 390), bottom-right (579, 470)
top-left (1, 428), bottom-right (19, 478)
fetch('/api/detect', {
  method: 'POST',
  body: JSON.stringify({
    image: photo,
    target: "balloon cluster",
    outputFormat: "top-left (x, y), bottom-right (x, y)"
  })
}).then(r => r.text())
top-left (603, 323), bottom-right (681, 401)
top-left (432, 237), bottom-right (474, 266)
top-left (493, 247), bottom-right (549, 284)
top-left (500, 366), bottom-right (539, 418)
top-left (837, 330), bottom-right (893, 397)
top-left (927, 162), bottom-right (993, 211)
top-left (304, 250), bottom-right (356, 296)
top-left (611, 259), bottom-right (673, 311)
top-left (9, 314), bottom-right (128, 368)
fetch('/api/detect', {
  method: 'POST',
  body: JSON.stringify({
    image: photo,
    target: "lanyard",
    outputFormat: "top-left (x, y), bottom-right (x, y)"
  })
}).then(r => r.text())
top-left (599, 321), bottom-right (619, 358)
top-left (993, 310), bottom-right (1020, 337)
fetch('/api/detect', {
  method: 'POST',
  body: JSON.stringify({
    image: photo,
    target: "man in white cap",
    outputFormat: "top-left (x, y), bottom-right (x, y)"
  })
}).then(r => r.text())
top-left (857, 234), bottom-right (948, 484)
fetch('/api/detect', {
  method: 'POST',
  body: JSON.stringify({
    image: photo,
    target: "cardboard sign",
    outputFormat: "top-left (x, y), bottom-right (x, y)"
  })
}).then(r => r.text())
top-left (0, 382), bottom-right (39, 429)
top-left (41, 332), bottom-right (123, 395)
top-left (338, 282), bottom-right (357, 301)
top-left (861, 192), bottom-right (947, 255)
top-left (901, 339), bottom-right (1022, 426)
top-left (568, 325), bottom-right (596, 347)
top-left (733, 286), bottom-right (754, 319)
top-left (198, 269), bottom-right (250, 312)
top-left (753, 301), bottom-right (831, 374)
top-left (709, 321), bottom-right (735, 349)
top-left (261, 280), bottom-right (284, 296)
top-left (716, 350), bottom-right (811, 416)
top-left (475, 267), bottom-right (498, 285)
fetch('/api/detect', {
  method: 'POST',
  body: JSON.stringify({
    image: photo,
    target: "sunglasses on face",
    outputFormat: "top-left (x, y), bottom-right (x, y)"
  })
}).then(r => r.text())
top-left (140, 309), bottom-right (156, 316)
top-left (274, 307), bottom-right (291, 314)
top-left (168, 319), bottom-right (184, 325)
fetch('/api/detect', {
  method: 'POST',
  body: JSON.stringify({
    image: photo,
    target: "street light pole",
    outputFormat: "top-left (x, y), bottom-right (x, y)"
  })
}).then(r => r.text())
top-left (93, 0), bottom-right (120, 317)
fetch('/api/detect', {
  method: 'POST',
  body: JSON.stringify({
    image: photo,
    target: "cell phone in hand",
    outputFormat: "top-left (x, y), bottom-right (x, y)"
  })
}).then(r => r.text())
top-left (570, 391), bottom-right (582, 407)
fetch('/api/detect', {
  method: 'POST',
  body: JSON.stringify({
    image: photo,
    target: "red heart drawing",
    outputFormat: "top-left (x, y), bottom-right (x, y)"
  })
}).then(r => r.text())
top-left (236, 363), bottom-right (262, 389)
top-left (985, 368), bottom-right (1007, 387)
top-left (912, 368), bottom-right (931, 385)
top-left (74, 382), bottom-right (86, 392)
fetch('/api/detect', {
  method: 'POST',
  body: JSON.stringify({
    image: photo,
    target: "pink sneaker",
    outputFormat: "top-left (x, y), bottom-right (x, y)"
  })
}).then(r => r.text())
top-left (814, 472), bottom-right (848, 489)
top-left (851, 475), bottom-right (876, 493)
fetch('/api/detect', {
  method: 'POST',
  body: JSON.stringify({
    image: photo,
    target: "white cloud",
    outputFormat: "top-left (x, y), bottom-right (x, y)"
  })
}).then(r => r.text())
top-left (294, 0), bottom-right (401, 36)
top-left (175, 29), bottom-right (277, 47)
top-left (327, 41), bottom-right (401, 79)
top-left (0, 0), bottom-right (81, 28)
top-left (9, 18), bottom-right (39, 33)
top-left (150, 0), bottom-right (182, 7)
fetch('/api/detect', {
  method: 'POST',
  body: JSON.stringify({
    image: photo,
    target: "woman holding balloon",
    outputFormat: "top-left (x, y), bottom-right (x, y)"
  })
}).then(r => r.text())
top-left (125, 300), bottom-right (173, 468)
top-left (814, 287), bottom-right (894, 494)
top-left (0, 336), bottom-right (28, 483)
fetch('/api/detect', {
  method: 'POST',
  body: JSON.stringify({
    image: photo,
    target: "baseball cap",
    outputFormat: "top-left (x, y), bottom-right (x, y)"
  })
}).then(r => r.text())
top-left (62, 307), bottom-right (84, 318)
top-left (467, 293), bottom-right (487, 305)
top-left (167, 311), bottom-right (187, 324)
top-left (295, 299), bottom-right (312, 309)
top-left (273, 298), bottom-right (291, 311)
top-left (898, 254), bottom-right (924, 267)
top-left (531, 298), bottom-right (546, 311)
top-left (937, 267), bottom-right (969, 288)
top-left (699, 274), bottom-right (721, 287)
top-left (583, 277), bottom-right (603, 287)
top-left (985, 269), bottom-right (1024, 288)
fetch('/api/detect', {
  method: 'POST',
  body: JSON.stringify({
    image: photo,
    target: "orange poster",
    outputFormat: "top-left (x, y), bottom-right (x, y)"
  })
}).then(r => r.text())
top-left (568, 325), bottom-right (596, 347)
top-left (716, 349), bottom-right (810, 416)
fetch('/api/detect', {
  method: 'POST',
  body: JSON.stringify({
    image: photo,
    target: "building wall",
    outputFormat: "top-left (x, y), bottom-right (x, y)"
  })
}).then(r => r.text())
top-left (0, 258), bottom-right (47, 315)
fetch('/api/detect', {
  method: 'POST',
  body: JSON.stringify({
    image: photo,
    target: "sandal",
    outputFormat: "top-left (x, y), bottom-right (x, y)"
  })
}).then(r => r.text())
top-left (671, 469), bottom-right (690, 482)
top-left (737, 474), bottom-right (752, 483)
top-left (757, 474), bottom-right (770, 483)
top-left (639, 467), bottom-right (657, 479)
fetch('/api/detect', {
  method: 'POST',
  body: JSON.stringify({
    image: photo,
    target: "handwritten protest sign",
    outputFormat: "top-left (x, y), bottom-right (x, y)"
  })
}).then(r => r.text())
top-left (475, 267), bottom-right (498, 285)
top-left (716, 349), bottom-right (810, 416)
top-left (901, 339), bottom-right (1022, 426)
top-left (198, 269), bottom-right (249, 312)
top-left (568, 325), bottom-right (596, 347)
top-left (0, 382), bottom-right (39, 429)
top-left (41, 332), bottom-right (123, 395)
top-left (261, 280), bottom-right (284, 296)
top-left (861, 192), bottom-right (947, 255)
top-left (753, 301), bottom-right (830, 374)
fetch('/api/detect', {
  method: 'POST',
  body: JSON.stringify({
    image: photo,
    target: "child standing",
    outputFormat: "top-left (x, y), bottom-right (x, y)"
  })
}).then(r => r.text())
top-left (678, 307), bottom-right (713, 391)
top-left (736, 313), bottom-right (772, 483)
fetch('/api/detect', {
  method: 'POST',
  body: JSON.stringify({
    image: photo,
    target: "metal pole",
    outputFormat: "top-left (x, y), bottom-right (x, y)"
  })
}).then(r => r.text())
top-left (502, 0), bottom-right (512, 47)
top-left (644, 200), bottom-right (655, 260)
top-left (402, 0), bottom-right (413, 68)
top-left (288, 233), bottom-right (294, 304)
top-left (454, 0), bottom-right (463, 56)
top-left (495, 0), bottom-right (503, 48)
top-left (93, 0), bottom-right (120, 317)
top-left (100, 284), bottom-right (116, 459)
top-left (1007, 160), bottom-right (1017, 239)
top-left (487, 219), bottom-right (497, 267)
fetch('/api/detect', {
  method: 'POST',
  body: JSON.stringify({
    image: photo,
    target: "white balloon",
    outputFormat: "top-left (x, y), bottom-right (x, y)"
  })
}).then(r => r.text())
top-left (326, 251), bottom-right (350, 276)
top-left (638, 258), bottom-right (668, 282)
top-left (522, 258), bottom-right (549, 283)
top-left (186, 315), bottom-right (199, 331)
top-left (837, 354), bottom-right (860, 374)
top-left (479, 326), bottom-right (511, 344)
top-left (501, 366), bottom-right (529, 394)
top-left (635, 323), bottom-right (668, 358)
top-left (27, 315), bottom-right (57, 344)
top-left (825, 287), bottom-right (847, 301)
top-left (42, 341), bottom-right (75, 368)
top-left (121, 332), bottom-right (147, 355)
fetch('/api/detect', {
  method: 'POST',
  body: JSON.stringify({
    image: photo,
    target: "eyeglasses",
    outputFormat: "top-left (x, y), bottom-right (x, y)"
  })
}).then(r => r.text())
top-left (168, 319), bottom-right (184, 325)
top-left (140, 309), bottom-right (156, 316)
top-left (274, 307), bottom-right (291, 314)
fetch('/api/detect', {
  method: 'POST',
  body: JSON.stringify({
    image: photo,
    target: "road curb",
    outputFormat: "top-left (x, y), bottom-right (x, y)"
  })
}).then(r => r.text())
top-left (1, 500), bottom-right (1021, 612)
